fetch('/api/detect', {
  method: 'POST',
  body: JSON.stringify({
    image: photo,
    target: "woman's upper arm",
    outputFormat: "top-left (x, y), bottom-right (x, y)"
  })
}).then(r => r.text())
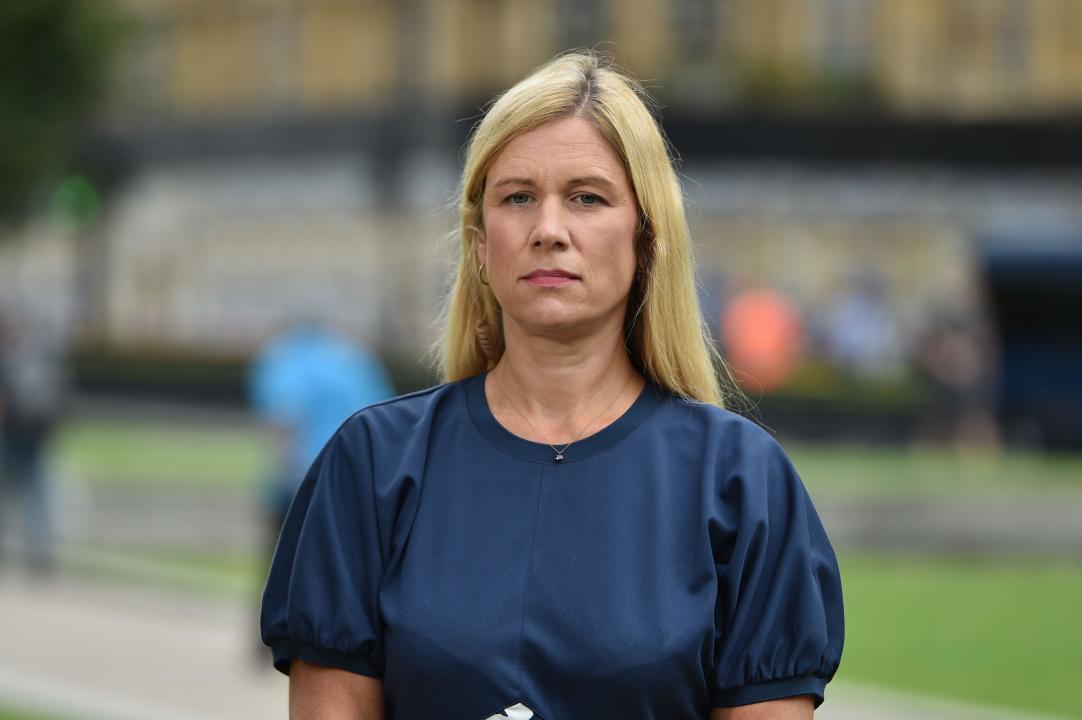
top-left (711, 695), bottom-right (814, 720)
top-left (289, 659), bottom-right (384, 720)
top-left (261, 420), bottom-right (388, 678)
top-left (708, 422), bottom-right (844, 708)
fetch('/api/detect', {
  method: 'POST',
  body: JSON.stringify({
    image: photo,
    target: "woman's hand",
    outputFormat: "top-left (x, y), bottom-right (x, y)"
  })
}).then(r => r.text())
top-left (711, 695), bottom-right (814, 719)
top-left (289, 659), bottom-right (384, 720)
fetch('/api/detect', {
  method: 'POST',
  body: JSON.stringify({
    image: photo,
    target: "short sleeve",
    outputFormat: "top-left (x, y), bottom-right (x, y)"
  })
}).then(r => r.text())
top-left (260, 419), bottom-right (385, 678)
top-left (709, 428), bottom-right (844, 708)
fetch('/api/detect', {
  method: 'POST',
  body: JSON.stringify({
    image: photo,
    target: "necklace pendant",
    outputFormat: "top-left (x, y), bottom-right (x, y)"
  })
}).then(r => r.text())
top-left (554, 452), bottom-right (564, 463)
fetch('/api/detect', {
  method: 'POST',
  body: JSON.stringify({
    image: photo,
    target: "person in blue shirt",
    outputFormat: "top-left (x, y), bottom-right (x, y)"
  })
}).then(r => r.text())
top-left (249, 319), bottom-right (394, 539)
top-left (262, 51), bottom-right (843, 720)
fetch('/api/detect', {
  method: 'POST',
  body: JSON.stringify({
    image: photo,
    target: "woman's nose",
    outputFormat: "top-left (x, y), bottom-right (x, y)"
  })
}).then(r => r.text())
top-left (530, 197), bottom-right (570, 248)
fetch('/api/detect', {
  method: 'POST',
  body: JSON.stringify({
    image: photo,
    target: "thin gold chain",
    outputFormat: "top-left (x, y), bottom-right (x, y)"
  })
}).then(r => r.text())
top-left (495, 369), bottom-right (635, 461)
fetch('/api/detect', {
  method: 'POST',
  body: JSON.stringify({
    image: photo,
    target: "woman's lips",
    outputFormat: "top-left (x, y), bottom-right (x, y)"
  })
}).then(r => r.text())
top-left (522, 270), bottom-right (579, 287)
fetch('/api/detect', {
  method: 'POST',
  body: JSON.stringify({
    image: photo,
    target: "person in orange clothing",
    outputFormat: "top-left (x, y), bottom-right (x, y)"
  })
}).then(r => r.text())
top-left (721, 286), bottom-right (805, 393)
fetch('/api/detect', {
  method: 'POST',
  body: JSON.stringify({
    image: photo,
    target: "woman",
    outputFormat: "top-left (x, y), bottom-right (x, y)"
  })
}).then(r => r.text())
top-left (261, 51), bottom-right (844, 720)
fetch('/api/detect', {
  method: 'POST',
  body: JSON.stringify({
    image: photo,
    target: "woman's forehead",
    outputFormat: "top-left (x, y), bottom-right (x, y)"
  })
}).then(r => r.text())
top-left (487, 117), bottom-right (627, 185)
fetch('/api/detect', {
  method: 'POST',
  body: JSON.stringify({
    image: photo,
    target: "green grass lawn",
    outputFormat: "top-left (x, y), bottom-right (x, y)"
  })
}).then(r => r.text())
top-left (840, 553), bottom-right (1082, 718)
top-left (0, 708), bottom-right (66, 720)
top-left (50, 416), bottom-right (271, 489)
top-left (791, 443), bottom-right (1082, 500)
top-left (63, 544), bottom-right (265, 599)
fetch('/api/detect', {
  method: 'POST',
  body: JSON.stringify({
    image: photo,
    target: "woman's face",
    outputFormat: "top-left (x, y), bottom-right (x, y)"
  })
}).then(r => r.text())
top-left (478, 116), bottom-right (640, 342)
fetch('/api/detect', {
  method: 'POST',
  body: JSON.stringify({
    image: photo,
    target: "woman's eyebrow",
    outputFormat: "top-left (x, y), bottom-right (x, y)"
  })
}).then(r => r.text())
top-left (490, 176), bottom-right (536, 189)
top-left (567, 175), bottom-right (619, 192)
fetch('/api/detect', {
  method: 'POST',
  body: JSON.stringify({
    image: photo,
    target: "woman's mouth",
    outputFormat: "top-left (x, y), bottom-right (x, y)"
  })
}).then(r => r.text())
top-left (522, 269), bottom-right (579, 287)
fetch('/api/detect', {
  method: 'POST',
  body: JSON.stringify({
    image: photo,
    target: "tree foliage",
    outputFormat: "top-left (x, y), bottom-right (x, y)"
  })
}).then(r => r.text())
top-left (0, 0), bottom-right (125, 223)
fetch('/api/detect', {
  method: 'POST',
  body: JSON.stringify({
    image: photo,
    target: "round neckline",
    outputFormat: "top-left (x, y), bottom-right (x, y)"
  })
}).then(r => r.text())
top-left (465, 371), bottom-right (664, 464)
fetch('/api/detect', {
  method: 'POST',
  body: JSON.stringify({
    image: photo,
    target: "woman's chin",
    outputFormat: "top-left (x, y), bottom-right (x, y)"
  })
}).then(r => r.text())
top-left (508, 311), bottom-right (619, 342)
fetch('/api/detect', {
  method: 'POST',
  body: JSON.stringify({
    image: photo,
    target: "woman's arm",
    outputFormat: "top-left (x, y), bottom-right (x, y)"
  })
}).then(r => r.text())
top-left (711, 695), bottom-right (814, 720)
top-left (288, 660), bottom-right (384, 720)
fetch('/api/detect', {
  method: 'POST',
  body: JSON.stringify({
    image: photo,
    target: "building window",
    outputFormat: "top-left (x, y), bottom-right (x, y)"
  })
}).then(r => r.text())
top-left (559, 0), bottom-right (606, 49)
top-left (673, 0), bottom-right (717, 61)
top-left (819, 0), bottom-right (872, 76)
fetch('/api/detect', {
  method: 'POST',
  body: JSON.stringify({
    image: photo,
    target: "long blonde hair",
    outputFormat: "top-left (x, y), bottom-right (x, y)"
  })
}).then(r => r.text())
top-left (437, 50), bottom-right (731, 407)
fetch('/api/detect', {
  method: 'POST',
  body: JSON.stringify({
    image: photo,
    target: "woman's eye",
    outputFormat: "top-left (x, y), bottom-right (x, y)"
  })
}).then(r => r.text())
top-left (507, 192), bottom-right (530, 205)
top-left (576, 193), bottom-right (601, 206)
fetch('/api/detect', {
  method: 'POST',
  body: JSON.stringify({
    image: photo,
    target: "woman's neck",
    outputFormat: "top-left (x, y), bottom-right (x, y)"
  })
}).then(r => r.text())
top-left (485, 321), bottom-right (644, 445)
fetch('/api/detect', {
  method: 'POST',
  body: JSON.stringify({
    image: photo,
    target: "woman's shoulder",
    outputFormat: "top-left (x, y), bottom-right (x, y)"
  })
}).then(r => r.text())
top-left (357, 379), bottom-right (463, 416)
top-left (656, 390), bottom-right (806, 492)
top-left (299, 379), bottom-right (471, 484)
top-left (660, 393), bottom-right (818, 534)
top-left (341, 377), bottom-right (469, 435)
top-left (661, 390), bottom-right (782, 455)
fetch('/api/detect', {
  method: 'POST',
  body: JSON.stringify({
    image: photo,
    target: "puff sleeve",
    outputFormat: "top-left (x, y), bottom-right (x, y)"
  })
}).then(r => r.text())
top-left (260, 419), bottom-right (385, 678)
top-left (709, 428), bottom-right (844, 708)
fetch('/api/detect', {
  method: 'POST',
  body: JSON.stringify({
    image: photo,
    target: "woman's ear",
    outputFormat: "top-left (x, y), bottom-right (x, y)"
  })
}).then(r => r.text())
top-left (474, 227), bottom-right (487, 265)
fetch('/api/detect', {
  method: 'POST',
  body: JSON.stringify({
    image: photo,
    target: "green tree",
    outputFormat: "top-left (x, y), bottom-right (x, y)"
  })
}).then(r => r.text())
top-left (0, 0), bottom-right (125, 225)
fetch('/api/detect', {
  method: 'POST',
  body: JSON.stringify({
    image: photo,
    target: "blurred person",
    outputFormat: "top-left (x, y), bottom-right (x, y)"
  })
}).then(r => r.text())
top-left (249, 319), bottom-right (395, 549)
top-left (0, 308), bottom-right (67, 575)
top-left (721, 285), bottom-right (805, 393)
top-left (261, 52), bottom-right (843, 720)
top-left (817, 267), bottom-right (902, 379)
top-left (914, 307), bottom-right (1000, 452)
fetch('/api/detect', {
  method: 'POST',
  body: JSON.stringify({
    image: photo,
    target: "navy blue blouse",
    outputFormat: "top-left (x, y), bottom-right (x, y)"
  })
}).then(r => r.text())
top-left (261, 373), bottom-right (844, 719)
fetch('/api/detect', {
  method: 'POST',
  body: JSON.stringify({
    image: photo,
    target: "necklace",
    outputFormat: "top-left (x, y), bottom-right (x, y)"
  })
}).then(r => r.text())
top-left (495, 370), bottom-right (636, 463)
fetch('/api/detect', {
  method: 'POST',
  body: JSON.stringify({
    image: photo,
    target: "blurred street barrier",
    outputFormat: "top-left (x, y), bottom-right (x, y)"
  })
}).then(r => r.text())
top-left (818, 498), bottom-right (1082, 558)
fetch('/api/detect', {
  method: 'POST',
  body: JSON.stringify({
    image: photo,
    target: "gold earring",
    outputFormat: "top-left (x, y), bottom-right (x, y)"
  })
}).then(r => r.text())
top-left (478, 262), bottom-right (489, 286)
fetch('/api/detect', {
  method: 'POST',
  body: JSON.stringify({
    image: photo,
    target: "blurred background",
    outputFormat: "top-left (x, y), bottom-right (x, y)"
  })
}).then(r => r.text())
top-left (1, 0), bottom-right (1080, 718)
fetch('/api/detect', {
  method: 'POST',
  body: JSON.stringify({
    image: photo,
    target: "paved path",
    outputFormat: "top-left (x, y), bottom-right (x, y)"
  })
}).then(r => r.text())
top-left (1, 572), bottom-right (1074, 720)
top-left (0, 573), bottom-right (286, 720)
top-left (819, 683), bottom-right (1077, 720)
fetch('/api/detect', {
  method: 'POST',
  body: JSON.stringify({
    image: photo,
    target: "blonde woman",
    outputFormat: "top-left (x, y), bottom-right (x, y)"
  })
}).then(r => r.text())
top-left (262, 51), bottom-right (844, 720)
